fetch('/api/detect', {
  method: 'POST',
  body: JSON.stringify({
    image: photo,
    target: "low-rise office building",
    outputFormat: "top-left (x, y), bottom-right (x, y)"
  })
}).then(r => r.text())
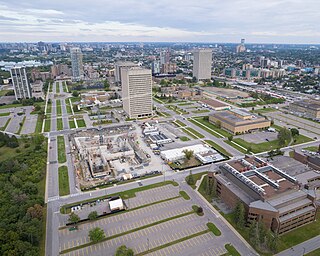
top-left (211, 156), bottom-right (317, 234)
top-left (289, 100), bottom-right (320, 119)
top-left (209, 109), bottom-right (271, 134)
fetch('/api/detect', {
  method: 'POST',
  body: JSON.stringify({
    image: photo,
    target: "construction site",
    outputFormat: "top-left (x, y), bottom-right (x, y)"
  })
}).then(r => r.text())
top-left (70, 124), bottom-right (156, 189)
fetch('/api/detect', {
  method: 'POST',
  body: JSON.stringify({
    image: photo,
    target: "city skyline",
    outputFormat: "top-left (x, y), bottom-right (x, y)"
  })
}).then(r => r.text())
top-left (0, 0), bottom-right (319, 44)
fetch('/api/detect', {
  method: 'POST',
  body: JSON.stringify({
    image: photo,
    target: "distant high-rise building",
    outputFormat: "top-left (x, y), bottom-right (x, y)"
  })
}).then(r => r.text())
top-left (114, 61), bottom-right (138, 84)
top-left (161, 63), bottom-right (177, 74)
top-left (70, 47), bottom-right (84, 81)
top-left (10, 67), bottom-right (32, 100)
top-left (160, 49), bottom-right (170, 65)
top-left (236, 39), bottom-right (246, 53)
top-left (193, 49), bottom-right (212, 81)
top-left (152, 60), bottom-right (161, 74)
top-left (121, 67), bottom-right (153, 119)
top-left (51, 64), bottom-right (71, 77)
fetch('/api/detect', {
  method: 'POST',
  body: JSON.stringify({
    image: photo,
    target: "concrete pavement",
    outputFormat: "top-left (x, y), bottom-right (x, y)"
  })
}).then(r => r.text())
top-left (276, 235), bottom-right (320, 256)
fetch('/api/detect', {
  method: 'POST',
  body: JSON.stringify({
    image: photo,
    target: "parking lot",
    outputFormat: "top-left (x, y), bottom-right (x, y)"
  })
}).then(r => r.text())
top-left (59, 184), bottom-right (227, 256)
top-left (235, 130), bottom-right (278, 143)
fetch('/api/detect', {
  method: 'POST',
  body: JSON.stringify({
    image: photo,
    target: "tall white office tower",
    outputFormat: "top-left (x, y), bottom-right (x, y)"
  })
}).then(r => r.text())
top-left (193, 49), bottom-right (212, 81)
top-left (114, 61), bottom-right (138, 84)
top-left (10, 66), bottom-right (32, 100)
top-left (70, 47), bottom-right (84, 81)
top-left (121, 67), bottom-right (153, 119)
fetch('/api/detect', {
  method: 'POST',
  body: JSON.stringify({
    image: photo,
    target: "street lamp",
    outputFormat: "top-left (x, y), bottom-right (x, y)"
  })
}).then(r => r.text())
top-left (147, 238), bottom-right (150, 251)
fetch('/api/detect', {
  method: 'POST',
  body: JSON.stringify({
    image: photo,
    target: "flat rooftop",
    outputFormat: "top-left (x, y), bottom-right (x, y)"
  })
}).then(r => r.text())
top-left (201, 98), bottom-right (229, 108)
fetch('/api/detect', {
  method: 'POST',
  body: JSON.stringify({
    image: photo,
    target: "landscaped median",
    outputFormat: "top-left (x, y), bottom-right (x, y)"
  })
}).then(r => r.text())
top-left (58, 166), bottom-right (70, 196)
top-left (57, 136), bottom-right (66, 163)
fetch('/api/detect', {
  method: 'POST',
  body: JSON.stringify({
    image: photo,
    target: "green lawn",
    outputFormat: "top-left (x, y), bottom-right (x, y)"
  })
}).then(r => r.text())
top-left (46, 102), bottom-right (52, 115)
top-left (58, 166), bottom-right (70, 196)
top-left (0, 103), bottom-right (23, 109)
top-left (77, 119), bottom-right (86, 128)
top-left (0, 89), bottom-right (13, 96)
top-left (185, 171), bottom-right (208, 189)
top-left (306, 248), bottom-right (320, 256)
top-left (56, 83), bottom-right (60, 94)
top-left (184, 127), bottom-right (205, 138)
top-left (207, 222), bottom-right (221, 236)
top-left (35, 115), bottom-right (44, 134)
top-left (303, 146), bottom-right (319, 152)
top-left (57, 136), bottom-right (66, 164)
top-left (167, 105), bottom-right (189, 115)
top-left (179, 191), bottom-right (190, 200)
top-left (69, 119), bottom-right (76, 129)
top-left (204, 140), bottom-right (232, 157)
top-left (189, 117), bottom-right (229, 138)
top-left (57, 118), bottom-right (63, 131)
top-left (254, 107), bottom-right (277, 114)
top-left (0, 112), bottom-right (10, 116)
top-left (179, 136), bottom-right (190, 141)
top-left (173, 120), bottom-right (187, 127)
top-left (65, 100), bottom-right (72, 114)
top-left (225, 244), bottom-right (241, 256)
top-left (191, 109), bottom-right (210, 114)
top-left (292, 134), bottom-right (313, 145)
top-left (0, 118), bottom-right (11, 131)
top-left (44, 119), bottom-right (51, 132)
top-left (56, 100), bottom-right (62, 116)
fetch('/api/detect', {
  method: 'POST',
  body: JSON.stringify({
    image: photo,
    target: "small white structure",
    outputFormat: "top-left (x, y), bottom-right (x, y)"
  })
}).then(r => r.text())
top-left (109, 198), bottom-right (125, 212)
top-left (143, 122), bottom-right (158, 135)
top-left (161, 144), bottom-right (211, 162)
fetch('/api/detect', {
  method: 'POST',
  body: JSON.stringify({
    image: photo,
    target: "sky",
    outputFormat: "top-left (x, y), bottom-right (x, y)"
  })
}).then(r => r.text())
top-left (0, 0), bottom-right (319, 44)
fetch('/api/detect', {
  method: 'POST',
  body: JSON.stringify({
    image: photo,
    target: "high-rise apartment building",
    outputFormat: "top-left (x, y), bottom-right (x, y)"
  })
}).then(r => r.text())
top-left (10, 66), bottom-right (32, 100)
top-left (160, 49), bottom-right (170, 65)
top-left (70, 47), bottom-right (84, 81)
top-left (121, 67), bottom-right (153, 119)
top-left (115, 61), bottom-right (138, 84)
top-left (152, 60), bottom-right (161, 74)
top-left (193, 49), bottom-right (212, 81)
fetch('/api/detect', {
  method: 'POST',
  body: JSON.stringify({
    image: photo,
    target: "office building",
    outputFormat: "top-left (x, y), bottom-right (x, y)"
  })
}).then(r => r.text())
top-left (70, 47), bottom-right (84, 81)
top-left (152, 61), bottom-right (161, 74)
top-left (51, 64), bottom-right (71, 77)
top-left (161, 63), bottom-right (177, 74)
top-left (236, 39), bottom-right (246, 53)
top-left (160, 49), bottom-right (170, 65)
top-left (209, 109), bottom-right (271, 134)
top-left (121, 67), bottom-right (153, 119)
top-left (193, 49), bottom-right (212, 81)
top-left (10, 66), bottom-right (32, 100)
top-left (114, 61), bottom-right (138, 84)
top-left (289, 100), bottom-right (320, 120)
top-left (211, 156), bottom-right (317, 234)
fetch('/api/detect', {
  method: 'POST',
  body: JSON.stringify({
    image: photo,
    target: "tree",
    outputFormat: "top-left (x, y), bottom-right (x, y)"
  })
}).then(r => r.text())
top-left (88, 211), bottom-right (98, 220)
top-left (216, 120), bottom-right (221, 129)
top-left (234, 202), bottom-right (245, 229)
top-left (183, 149), bottom-right (194, 160)
top-left (248, 220), bottom-right (258, 247)
top-left (277, 127), bottom-right (292, 147)
top-left (115, 245), bottom-right (134, 256)
top-left (27, 204), bottom-right (44, 220)
top-left (68, 212), bottom-right (80, 225)
top-left (72, 91), bottom-right (79, 97)
top-left (88, 227), bottom-right (105, 243)
top-left (34, 104), bottom-right (41, 112)
top-left (186, 169), bottom-right (194, 185)
top-left (290, 128), bottom-right (299, 137)
top-left (228, 135), bottom-right (233, 141)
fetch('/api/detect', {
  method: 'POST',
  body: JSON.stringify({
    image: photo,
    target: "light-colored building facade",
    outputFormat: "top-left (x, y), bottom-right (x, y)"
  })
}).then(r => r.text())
top-left (115, 61), bottom-right (138, 84)
top-left (121, 67), bottom-right (153, 119)
top-left (289, 100), bottom-right (320, 119)
top-left (193, 49), bottom-right (212, 81)
top-left (70, 47), bottom-right (84, 81)
top-left (209, 109), bottom-right (271, 134)
top-left (10, 67), bottom-right (32, 100)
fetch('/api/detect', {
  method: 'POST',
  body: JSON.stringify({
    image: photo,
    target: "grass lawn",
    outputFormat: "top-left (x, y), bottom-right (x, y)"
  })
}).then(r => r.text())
top-left (184, 127), bottom-right (204, 138)
top-left (0, 118), bottom-right (11, 131)
top-left (77, 119), bottom-right (86, 128)
top-left (192, 205), bottom-right (204, 216)
top-left (167, 105), bottom-right (189, 115)
top-left (303, 146), bottom-right (319, 152)
top-left (191, 109), bottom-right (210, 114)
top-left (207, 222), bottom-right (221, 236)
top-left (57, 136), bottom-right (66, 164)
top-left (225, 244), bottom-right (241, 256)
top-left (69, 119), bottom-right (76, 129)
top-left (0, 144), bottom-right (25, 162)
top-left (57, 118), bottom-right (63, 131)
top-left (292, 134), bottom-right (313, 145)
top-left (65, 100), bottom-right (72, 114)
top-left (179, 191), bottom-right (190, 200)
top-left (56, 83), bottom-right (60, 93)
top-left (277, 212), bottom-right (320, 252)
top-left (44, 119), bottom-right (51, 132)
top-left (185, 171), bottom-right (207, 189)
top-left (35, 115), bottom-right (44, 134)
top-left (56, 100), bottom-right (62, 116)
top-left (46, 102), bottom-right (52, 115)
top-left (0, 89), bottom-right (13, 96)
top-left (224, 140), bottom-right (247, 154)
top-left (306, 248), bottom-right (320, 256)
top-left (70, 96), bottom-right (81, 103)
top-left (254, 108), bottom-right (277, 114)
top-left (188, 117), bottom-right (229, 138)
top-left (173, 120), bottom-right (187, 127)
top-left (204, 140), bottom-right (232, 157)
top-left (179, 136), bottom-right (190, 141)
top-left (0, 103), bottom-right (23, 109)
top-left (58, 166), bottom-right (70, 196)
top-left (177, 102), bottom-right (192, 106)
top-left (0, 112), bottom-right (10, 116)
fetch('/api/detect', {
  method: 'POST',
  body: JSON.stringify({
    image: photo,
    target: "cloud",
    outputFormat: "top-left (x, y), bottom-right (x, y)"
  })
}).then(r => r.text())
top-left (0, 1), bottom-right (319, 43)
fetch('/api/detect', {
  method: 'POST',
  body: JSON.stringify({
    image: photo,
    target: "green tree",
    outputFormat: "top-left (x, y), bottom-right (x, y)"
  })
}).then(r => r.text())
top-left (186, 170), bottom-right (194, 185)
top-left (88, 227), bottom-right (105, 243)
top-left (104, 80), bottom-right (110, 91)
top-left (68, 212), bottom-right (80, 225)
top-left (228, 135), bottom-right (233, 141)
top-left (216, 120), bottom-right (221, 129)
top-left (277, 127), bottom-right (292, 147)
top-left (183, 149), bottom-right (194, 160)
top-left (88, 211), bottom-right (98, 220)
top-left (72, 90), bottom-right (79, 97)
top-left (115, 245), bottom-right (134, 256)
top-left (248, 220), bottom-right (258, 247)
top-left (290, 128), bottom-right (299, 137)
top-left (234, 202), bottom-right (246, 229)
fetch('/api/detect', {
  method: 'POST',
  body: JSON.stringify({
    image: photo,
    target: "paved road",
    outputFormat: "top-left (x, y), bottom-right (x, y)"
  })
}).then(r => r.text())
top-left (276, 235), bottom-right (320, 256)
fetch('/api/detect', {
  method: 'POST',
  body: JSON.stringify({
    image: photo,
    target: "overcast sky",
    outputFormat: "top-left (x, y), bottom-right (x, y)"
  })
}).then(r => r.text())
top-left (0, 0), bottom-right (319, 43)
